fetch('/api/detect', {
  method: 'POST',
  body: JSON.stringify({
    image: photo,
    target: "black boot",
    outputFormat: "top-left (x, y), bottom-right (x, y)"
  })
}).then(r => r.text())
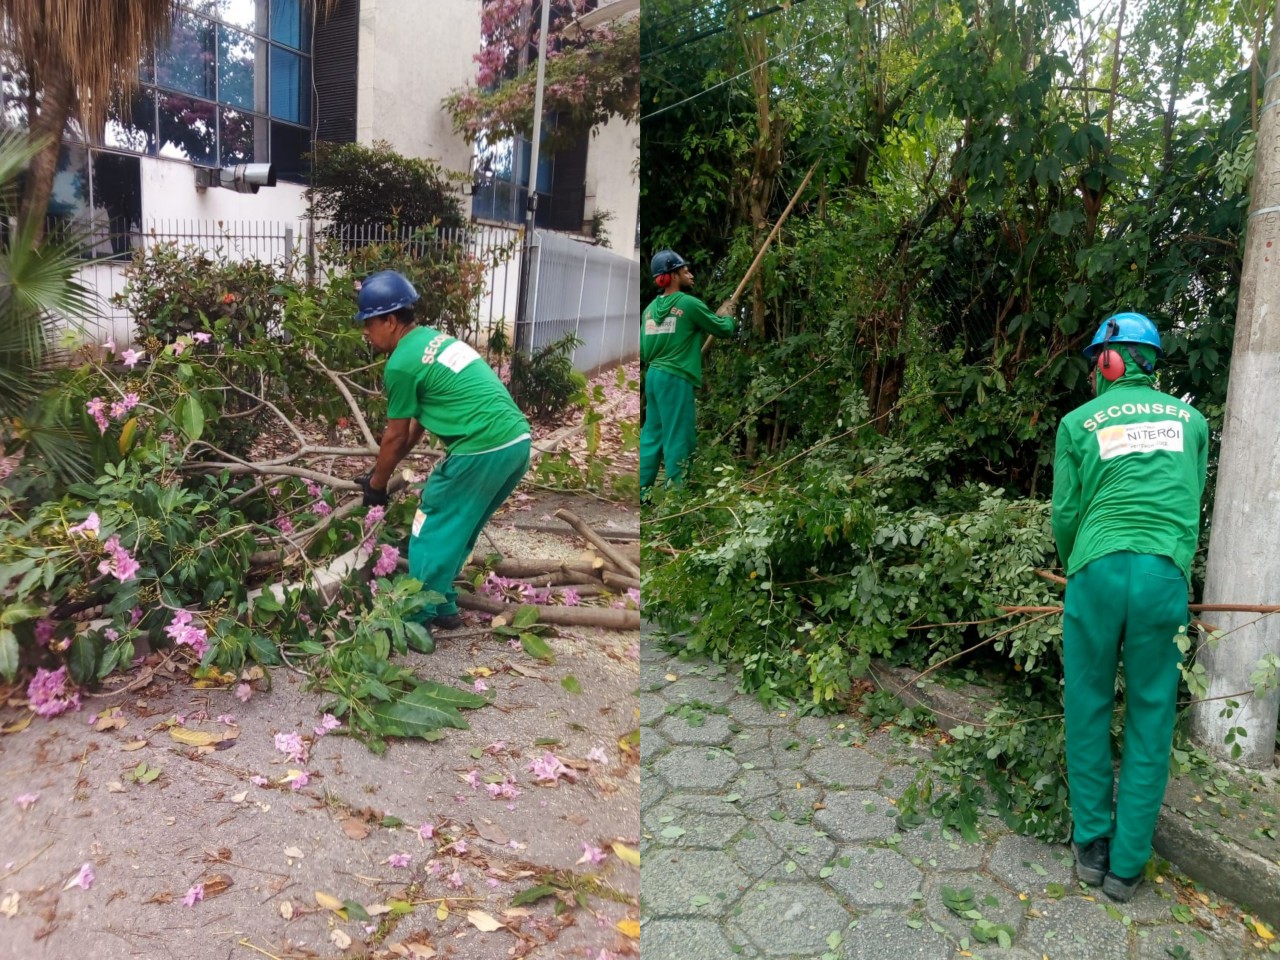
top-left (1102, 870), bottom-right (1142, 902)
top-left (1072, 837), bottom-right (1110, 887)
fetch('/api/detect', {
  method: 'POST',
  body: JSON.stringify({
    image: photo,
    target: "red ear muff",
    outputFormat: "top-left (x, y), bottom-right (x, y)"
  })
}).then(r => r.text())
top-left (655, 273), bottom-right (672, 288)
top-left (1097, 348), bottom-right (1125, 381)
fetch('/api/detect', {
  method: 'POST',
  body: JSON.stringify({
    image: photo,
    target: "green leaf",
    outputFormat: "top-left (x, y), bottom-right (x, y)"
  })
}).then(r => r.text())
top-left (248, 633), bottom-right (281, 665)
top-left (520, 632), bottom-right (555, 661)
top-left (380, 816), bottom-right (403, 828)
top-left (561, 675), bottom-right (582, 694)
top-left (178, 395), bottom-right (205, 443)
top-left (68, 634), bottom-right (98, 685)
top-left (343, 899), bottom-right (371, 921)
top-left (0, 602), bottom-right (43, 627)
top-left (534, 737), bottom-right (561, 747)
top-left (510, 885), bottom-right (559, 907)
top-left (0, 628), bottom-right (17, 682)
top-left (295, 640), bottom-right (326, 655)
top-left (512, 604), bottom-right (540, 629)
top-left (659, 826), bottom-right (686, 839)
top-left (412, 680), bottom-right (487, 710)
top-left (690, 894), bottom-right (711, 907)
top-left (371, 685), bottom-right (470, 739)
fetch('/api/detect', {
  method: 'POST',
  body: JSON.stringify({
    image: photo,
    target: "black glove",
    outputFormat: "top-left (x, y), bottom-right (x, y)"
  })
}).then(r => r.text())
top-left (358, 471), bottom-right (389, 508)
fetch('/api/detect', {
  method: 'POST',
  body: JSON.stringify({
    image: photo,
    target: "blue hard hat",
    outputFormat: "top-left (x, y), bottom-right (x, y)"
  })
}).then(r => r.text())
top-left (650, 249), bottom-right (688, 278)
top-left (1083, 312), bottom-right (1162, 360)
top-left (355, 270), bottom-right (420, 323)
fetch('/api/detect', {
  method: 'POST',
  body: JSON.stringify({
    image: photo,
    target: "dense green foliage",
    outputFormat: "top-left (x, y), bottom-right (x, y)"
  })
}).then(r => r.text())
top-left (307, 140), bottom-right (465, 232)
top-left (641, 0), bottom-right (1268, 837)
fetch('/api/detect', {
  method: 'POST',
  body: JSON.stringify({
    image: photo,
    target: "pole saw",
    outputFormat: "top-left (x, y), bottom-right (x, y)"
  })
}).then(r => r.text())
top-left (702, 158), bottom-right (821, 355)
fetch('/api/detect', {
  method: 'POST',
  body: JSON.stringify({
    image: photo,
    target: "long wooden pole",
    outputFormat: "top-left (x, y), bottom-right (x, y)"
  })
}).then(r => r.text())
top-left (703, 159), bottom-right (821, 354)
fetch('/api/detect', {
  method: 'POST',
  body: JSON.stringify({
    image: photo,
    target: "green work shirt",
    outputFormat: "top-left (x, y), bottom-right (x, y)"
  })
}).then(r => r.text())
top-left (640, 291), bottom-right (735, 388)
top-left (1051, 365), bottom-right (1208, 582)
top-left (384, 325), bottom-right (530, 456)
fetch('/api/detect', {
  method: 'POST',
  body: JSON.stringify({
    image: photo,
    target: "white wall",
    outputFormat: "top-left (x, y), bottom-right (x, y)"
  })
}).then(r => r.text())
top-left (585, 115), bottom-right (639, 257)
top-left (357, 0), bottom-right (481, 179)
top-left (140, 154), bottom-right (309, 223)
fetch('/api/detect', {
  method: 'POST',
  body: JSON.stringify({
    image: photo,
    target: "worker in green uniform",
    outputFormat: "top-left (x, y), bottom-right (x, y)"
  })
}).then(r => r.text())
top-left (639, 250), bottom-right (736, 496)
top-left (356, 270), bottom-right (531, 643)
top-left (1052, 312), bottom-right (1209, 902)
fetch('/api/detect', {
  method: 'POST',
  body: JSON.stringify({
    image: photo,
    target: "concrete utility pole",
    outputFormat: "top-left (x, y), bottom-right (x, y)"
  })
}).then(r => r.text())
top-left (1190, 0), bottom-right (1280, 768)
top-left (512, 0), bottom-right (553, 359)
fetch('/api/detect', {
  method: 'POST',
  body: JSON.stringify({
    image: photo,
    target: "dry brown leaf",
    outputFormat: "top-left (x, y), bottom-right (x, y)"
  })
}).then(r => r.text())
top-left (119, 740), bottom-right (147, 752)
top-left (143, 891), bottom-right (173, 905)
top-left (491, 616), bottom-right (509, 629)
top-left (201, 874), bottom-right (233, 897)
top-left (168, 728), bottom-right (222, 747)
top-left (1, 713), bottom-right (33, 734)
top-left (466, 666), bottom-right (494, 678)
top-left (502, 907), bottom-right (533, 918)
top-left (341, 817), bottom-right (371, 840)
top-left (279, 901), bottom-right (294, 920)
top-left (229, 791), bottom-right (247, 803)
top-left (0, 891), bottom-right (18, 917)
top-left (466, 910), bottom-right (503, 933)
top-left (436, 902), bottom-right (449, 921)
top-left (406, 945), bottom-right (437, 959)
top-left (473, 820), bottom-right (509, 846)
top-left (616, 918), bottom-right (640, 939)
top-left (611, 843), bottom-right (639, 867)
top-left (106, 781), bottom-right (125, 793)
top-left (315, 890), bottom-right (345, 912)
top-left (508, 662), bottom-right (546, 679)
top-left (366, 903), bottom-right (392, 916)
top-left (94, 709), bottom-right (127, 732)
top-left (283, 846), bottom-right (304, 859)
top-left (330, 929), bottom-right (352, 949)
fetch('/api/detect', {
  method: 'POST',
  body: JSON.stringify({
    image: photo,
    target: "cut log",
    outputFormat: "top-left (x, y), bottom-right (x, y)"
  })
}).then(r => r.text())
top-left (456, 592), bottom-right (640, 630)
top-left (554, 509), bottom-right (641, 579)
top-left (602, 571), bottom-right (641, 592)
top-left (486, 558), bottom-right (607, 579)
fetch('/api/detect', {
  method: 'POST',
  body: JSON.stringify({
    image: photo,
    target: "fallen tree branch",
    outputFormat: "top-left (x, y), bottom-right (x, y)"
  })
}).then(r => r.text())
top-left (311, 350), bottom-right (379, 450)
top-left (602, 571), bottom-right (641, 592)
top-left (456, 591), bottom-right (639, 630)
top-left (485, 558), bottom-right (606, 579)
top-left (554, 509), bottom-right (641, 579)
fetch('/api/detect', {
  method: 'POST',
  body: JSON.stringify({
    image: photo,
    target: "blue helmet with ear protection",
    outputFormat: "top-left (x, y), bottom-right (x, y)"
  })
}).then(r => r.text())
top-left (1083, 312), bottom-right (1162, 360)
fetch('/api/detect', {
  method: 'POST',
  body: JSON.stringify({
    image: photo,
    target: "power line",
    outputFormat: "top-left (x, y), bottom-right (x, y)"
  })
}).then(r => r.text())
top-left (641, 0), bottom-right (811, 63)
top-left (639, 16), bottom-right (846, 122)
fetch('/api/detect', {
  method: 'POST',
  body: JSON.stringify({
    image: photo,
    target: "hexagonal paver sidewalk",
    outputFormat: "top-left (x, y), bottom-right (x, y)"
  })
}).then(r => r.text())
top-left (640, 630), bottom-right (1262, 959)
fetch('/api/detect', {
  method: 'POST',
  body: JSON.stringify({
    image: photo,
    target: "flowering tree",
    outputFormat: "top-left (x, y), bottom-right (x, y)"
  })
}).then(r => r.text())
top-left (444, 1), bottom-right (639, 154)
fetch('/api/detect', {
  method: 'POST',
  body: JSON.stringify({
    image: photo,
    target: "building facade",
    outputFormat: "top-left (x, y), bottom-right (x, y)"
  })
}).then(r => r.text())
top-left (2, 0), bottom-right (638, 256)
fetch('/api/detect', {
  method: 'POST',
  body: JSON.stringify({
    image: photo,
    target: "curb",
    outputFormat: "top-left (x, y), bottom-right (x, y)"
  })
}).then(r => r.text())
top-left (871, 660), bottom-right (1280, 927)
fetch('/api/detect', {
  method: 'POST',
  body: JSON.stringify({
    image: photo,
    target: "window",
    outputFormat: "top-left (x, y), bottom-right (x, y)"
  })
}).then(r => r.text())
top-left (77, 1), bottom-right (313, 181)
top-left (471, 133), bottom-right (556, 227)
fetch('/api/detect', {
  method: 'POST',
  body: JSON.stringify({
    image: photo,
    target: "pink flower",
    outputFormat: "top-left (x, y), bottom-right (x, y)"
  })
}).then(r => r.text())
top-left (372, 544), bottom-right (399, 577)
top-left (577, 843), bottom-right (606, 866)
top-left (109, 392), bottom-right (140, 420)
top-left (182, 883), bottom-right (204, 906)
top-left (313, 714), bottom-right (341, 737)
top-left (418, 822), bottom-right (435, 840)
top-left (249, 775), bottom-right (268, 786)
top-left (364, 506), bottom-right (385, 530)
top-left (527, 751), bottom-right (573, 784)
top-left (27, 666), bottom-right (80, 717)
top-left (274, 514), bottom-right (294, 535)
top-left (486, 876), bottom-right (501, 888)
top-left (121, 348), bottom-right (144, 367)
top-left (70, 862), bottom-right (95, 889)
top-left (387, 853), bottom-right (412, 868)
top-left (426, 859), bottom-right (444, 876)
top-left (171, 340), bottom-right (187, 357)
top-left (192, 332), bottom-right (212, 344)
top-left (13, 793), bottom-right (38, 810)
top-left (103, 339), bottom-right (115, 353)
top-left (274, 731), bottom-right (307, 763)
top-left (586, 746), bottom-right (609, 765)
top-left (34, 619), bottom-right (55, 646)
top-left (68, 512), bottom-right (100, 537)
top-left (86, 397), bottom-right (109, 434)
top-left (305, 480), bottom-right (323, 497)
top-left (288, 770), bottom-right (310, 790)
top-left (464, 770), bottom-right (481, 790)
top-left (561, 587), bottom-right (581, 606)
top-left (312, 500), bottom-right (332, 517)
top-left (234, 683), bottom-right (253, 703)
top-left (472, 679), bottom-right (488, 693)
top-left (485, 780), bottom-right (520, 800)
top-left (451, 839), bottom-right (468, 855)
top-left (445, 870), bottom-right (464, 889)
top-left (164, 609), bottom-right (209, 659)
top-left (626, 588), bottom-right (641, 607)
top-left (97, 535), bottom-right (140, 582)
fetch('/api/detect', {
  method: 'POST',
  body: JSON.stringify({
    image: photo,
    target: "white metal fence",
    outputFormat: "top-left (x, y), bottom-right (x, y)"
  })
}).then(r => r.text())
top-left (69, 219), bottom-right (523, 352)
top-left (518, 230), bottom-right (640, 374)
top-left (68, 219), bottom-right (639, 374)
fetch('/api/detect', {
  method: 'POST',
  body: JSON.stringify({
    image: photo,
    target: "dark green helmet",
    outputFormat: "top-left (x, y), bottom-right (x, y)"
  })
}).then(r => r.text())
top-left (650, 249), bottom-right (688, 278)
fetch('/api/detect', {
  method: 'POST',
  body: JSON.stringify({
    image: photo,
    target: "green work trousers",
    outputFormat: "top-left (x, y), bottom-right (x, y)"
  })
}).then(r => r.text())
top-left (1063, 551), bottom-right (1188, 878)
top-left (640, 367), bottom-right (697, 494)
top-left (408, 439), bottom-right (530, 621)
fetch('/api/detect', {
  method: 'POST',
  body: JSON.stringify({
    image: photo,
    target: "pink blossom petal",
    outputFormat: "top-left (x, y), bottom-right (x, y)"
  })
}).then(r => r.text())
top-left (182, 883), bottom-right (204, 906)
top-left (13, 793), bottom-right (38, 810)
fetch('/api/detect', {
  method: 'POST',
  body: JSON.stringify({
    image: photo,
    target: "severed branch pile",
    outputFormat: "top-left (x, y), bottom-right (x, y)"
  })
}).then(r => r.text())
top-left (455, 509), bottom-right (641, 631)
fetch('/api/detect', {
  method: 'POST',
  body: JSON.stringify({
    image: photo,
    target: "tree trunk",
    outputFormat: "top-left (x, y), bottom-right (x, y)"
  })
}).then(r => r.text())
top-left (1189, 0), bottom-right (1280, 768)
top-left (18, 65), bottom-right (76, 242)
